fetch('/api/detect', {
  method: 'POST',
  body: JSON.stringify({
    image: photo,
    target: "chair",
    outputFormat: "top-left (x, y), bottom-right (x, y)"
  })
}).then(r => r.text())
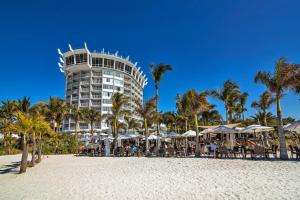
top-left (251, 145), bottom-right (267, 159)
top-left (219, 145), bottom-right (229, 158)
top-left (230, 146), bottom-right (240, 158)
top-left (289, 145), bottom-right (296, 158)
top-left (293, 146), bottom-right (300, 159)
top-left (165, 147), bottom-right (175, 157)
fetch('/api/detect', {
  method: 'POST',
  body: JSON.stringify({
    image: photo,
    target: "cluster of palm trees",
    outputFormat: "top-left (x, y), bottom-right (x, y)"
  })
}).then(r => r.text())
top-left (0, 97), bottom-right (53, 173)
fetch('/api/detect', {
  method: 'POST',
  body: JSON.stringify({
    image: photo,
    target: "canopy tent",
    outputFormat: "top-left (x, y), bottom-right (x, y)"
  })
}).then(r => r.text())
top-left (284, 120), bottom-right (300, 133)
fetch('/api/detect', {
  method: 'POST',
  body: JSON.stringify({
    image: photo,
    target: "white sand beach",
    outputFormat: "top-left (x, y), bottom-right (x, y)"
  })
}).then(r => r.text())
top-left (0, 154), bottom-right (300, 200)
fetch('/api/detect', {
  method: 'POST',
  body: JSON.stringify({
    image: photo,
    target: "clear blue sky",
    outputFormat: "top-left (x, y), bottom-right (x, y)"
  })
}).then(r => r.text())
top-left (0, 0), bottom-right (299, 119)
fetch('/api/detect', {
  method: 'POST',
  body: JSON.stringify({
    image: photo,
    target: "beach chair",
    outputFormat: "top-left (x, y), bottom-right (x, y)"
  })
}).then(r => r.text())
top-left (230, 146), bottom-right (241, 158)
top-left (289, 145), bottom-right (297, 159)
top-left (251, 145), bottom-right (267, 159)
top-left (293, 146), bottom-right (300, 159)
top-left (265, 145), bottom-right (278, 159)
top-left (219, 145), bottom-right (229, 158)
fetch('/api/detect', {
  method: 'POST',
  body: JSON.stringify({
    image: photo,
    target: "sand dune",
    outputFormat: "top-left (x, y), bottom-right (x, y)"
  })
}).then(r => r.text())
top-left (0, 154), bottom-right (300, 200)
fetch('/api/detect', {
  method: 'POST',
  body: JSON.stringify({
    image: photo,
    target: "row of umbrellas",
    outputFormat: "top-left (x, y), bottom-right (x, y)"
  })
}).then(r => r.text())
top-left (81, 121), bottom-right (300, 142)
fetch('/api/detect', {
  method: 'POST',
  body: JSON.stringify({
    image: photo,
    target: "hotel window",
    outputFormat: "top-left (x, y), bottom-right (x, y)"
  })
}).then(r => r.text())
top-left (102, 99), bottom-right (112, 104)
top-left (114, 79), bottom-right (123, 85)
top-left (125, 65), bottom-right (132, 74)
top-left (92, 57), bottom-right (103, 67)
top-left (75, 53), bottom-right (88, 64)
top-left (115, 61), bottom-right (124, 71)
top-left (103, 84), bottom-right (113, 90)
top-left (103, 92), bottom-right (112, 97)
top-left (102, 107), bottom-right (112, 112)
top-left (66, 55), bottom-right (74, 65)
top-left (104, 59), bottom-right (114, 68)
top-left (103, 69), bottom-right (113, 76)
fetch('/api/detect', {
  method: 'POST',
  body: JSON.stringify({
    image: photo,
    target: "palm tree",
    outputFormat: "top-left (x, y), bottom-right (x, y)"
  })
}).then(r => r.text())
top-left (29, 101), bottom-right (51, 163)
top-left (254, 57), bottom-right (300, 159)
top-left (67, 104), bottom-right (84, 140)
top-left (45, 97), bottom-right (67, 132)
top-left (176, 94), bottom-right (190, 132)
top-left (251, 91), bottom-right (275, 126)
top-left (182, 90), bottom-right (210, 157)
top-left (239, 92), bottom-right (248, 120)
top-left (250, 111), bottom-right (275, 126)
top-left (17, 97), bottom-right (31, 114)
top-left (134, 97), bottom-right (156, 156)
top-left (0, 100), bottom-right (17, 154)
top-left (150, 64), bottom-right (172, 138)
top-left (9, 111), bottom-right (33, 173)
top-left (209, 80), bottom-right (240, 124)
top-left (124, 116), bottom-right (141, 133)
top-left (109, 93), bottom-right (129, 155)
top-left (201, 104), bottom-right (222, 125)
top-left (82, 108), bottom-right (101, 136)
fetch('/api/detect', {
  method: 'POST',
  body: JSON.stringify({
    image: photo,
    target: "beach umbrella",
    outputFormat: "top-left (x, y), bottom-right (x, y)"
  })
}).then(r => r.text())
top-left (182, 130), bottom-right (200, 137)
top-left (148, 134), bottom-right (159, 140)
top-left (284, 120), bottom-right (300, 133)
top-left (240, 125), bottom-right (274, 133)
top-left (164, 132), bottom-right (177, 137)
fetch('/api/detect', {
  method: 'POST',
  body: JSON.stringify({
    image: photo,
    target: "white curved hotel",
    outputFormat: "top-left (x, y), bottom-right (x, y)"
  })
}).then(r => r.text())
top-left (57, 43), bottom-right (147, 133)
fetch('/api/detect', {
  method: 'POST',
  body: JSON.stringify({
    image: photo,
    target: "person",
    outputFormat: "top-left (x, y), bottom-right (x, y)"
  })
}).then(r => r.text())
top-left (132, 145), bottom-right (140, 157)
top-left (210, 141), bottom-right (217, 158)
top-left (200, 136), bottom-right (205, 155)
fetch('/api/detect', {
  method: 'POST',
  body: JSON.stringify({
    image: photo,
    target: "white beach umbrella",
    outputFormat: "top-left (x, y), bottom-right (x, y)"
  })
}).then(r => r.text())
top-left (182, 130), bottom-right (201, 137)
top-left (148, 134), bottom-right (158, 140)
top-left (284, 120), bottom-right (300, 133)
top-left (240, 125), bottom-right (274, 133)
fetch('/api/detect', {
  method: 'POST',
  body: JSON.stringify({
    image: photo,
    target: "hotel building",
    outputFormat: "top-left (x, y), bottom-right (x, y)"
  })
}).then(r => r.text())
top-left (58, 43), bottom-right (147, 133)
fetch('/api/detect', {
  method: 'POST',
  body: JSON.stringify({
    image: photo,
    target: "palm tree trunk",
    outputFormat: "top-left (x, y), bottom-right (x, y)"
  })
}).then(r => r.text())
top-left (37, 136), bottom-right (42, 163)
top-left (185, 119), bottom-right (188, 132)
top-left (30, 134), bottom-right (36, 167)
top-left (276, 95), bottom-right (288, 160)
top-left (20, 134), bottom-right (29, 173)
top-left (155, 86), bottom-right (160, 154)
top-left (263, 110), bottom-right (268, 126)
top-left (144, 119), bottom-right (150, 157)
top-left (225, 105), bottom-right (229, 124)
top-left (194, 114), bottom-right (200, 157)
top-left (114, 119), bottom-right (118, 156)
top-left (75, 121), bottom-right (78, 154)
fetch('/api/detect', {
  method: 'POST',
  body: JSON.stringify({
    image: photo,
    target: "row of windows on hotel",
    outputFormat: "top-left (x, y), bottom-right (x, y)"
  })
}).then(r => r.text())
top-left (65, 53), bottom-right (135, 75)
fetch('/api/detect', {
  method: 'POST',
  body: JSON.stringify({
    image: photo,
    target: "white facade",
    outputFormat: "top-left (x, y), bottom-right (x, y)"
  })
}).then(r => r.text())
top-left (58, 44), bottom-right (147, 133)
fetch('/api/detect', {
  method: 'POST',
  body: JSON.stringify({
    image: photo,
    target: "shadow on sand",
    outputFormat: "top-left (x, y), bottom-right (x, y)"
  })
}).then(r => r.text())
top-left (0, 161), bottom-right (20, 175)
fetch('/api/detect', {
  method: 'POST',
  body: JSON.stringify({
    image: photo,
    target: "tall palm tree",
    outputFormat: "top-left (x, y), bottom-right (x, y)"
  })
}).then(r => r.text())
top-left (67, 104), bottom-right (84, 140)
top-left (0, 100), bottom-right (17, 154)
top-left (17, 97), bottom-right (31, 114)
top-left (251, 91), bottom-right (275, 126)
top-left (109, 93), bottom-right (130, 155)
top-left (209, 80), bottom-right (240, 124)
top-left (182, 90), bottom-right (209, 157)
top-left (134, 97), bottom-right (156, 156)
top-left (150, 64), bottom-right (172, 137)
top-left (254, 57), bottom-right (300, 159)
top-left (239, 92), bottom-right (248, 120)
top-left (9, 111), bottom-right (33, 173)
top-left (176, 94), bottom-right (190, 132)
top-left (82, 108), bottom-right (101, 136)
top-left (45, 97), bottom-right (67, 132)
